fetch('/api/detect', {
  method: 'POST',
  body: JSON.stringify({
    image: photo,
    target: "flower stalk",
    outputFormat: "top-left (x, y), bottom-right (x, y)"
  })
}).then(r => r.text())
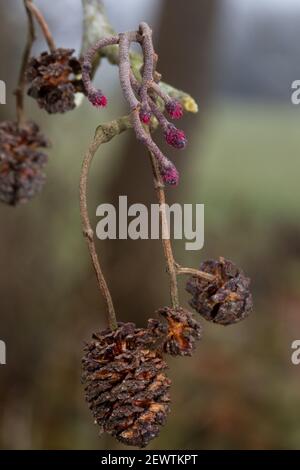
top-left (15, 0), bottom-right (35, 125)
top-left (25, 0), bottom-right (56, 52)
top-left (15, 0), bottom-right (57, 124)
top-left (79, 116), bottom-right (132, 330)
top-left (148, 152), bottom-right (180, 308)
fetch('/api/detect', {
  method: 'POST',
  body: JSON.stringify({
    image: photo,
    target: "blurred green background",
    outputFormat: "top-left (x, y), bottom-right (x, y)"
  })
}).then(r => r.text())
top-left (1, 0), bottom-right (300, 450)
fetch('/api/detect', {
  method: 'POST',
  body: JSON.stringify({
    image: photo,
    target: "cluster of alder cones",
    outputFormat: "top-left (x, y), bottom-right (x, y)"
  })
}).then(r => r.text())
top-left (0, 7), bottom-right (253, 449)
top-left (82, 257), bottom-right (252, 447)
top-left (0, 47), bottom-right (82, 205)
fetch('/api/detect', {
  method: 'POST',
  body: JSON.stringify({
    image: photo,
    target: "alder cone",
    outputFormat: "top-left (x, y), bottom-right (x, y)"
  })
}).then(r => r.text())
top-left (26, 48), bottom-right (83, 114)
top-left (0, 120), bottom-right (49, 205)
top-left (186, 257), bottom-right (253, 325)
top-left (152, 307), bottom-right (202, 356)
top-left (82, 322), bottom-right (171, 448)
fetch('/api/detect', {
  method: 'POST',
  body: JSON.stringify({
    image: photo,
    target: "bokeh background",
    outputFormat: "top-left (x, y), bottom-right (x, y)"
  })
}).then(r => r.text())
top-left (1, 0), bottom-right (300, 450)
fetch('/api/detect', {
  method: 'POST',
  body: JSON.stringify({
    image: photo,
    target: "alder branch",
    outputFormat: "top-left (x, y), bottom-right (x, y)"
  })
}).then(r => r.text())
top-left (176, 266), bottom-right (215, 282)
top-left (79, 116), bottom-right (132, 330)
top-left (80, 117), bottom-right (215, 325)
top-left (26, 0), bottom-right (56, 51)
top-left (148, 157), bottom-right (216, 307)
top-left (15, 0), bottom-right (35, 125)
top-left (148, 152), bottom-right (180, 309)
top-left (80, 14), bottom-right (215, 314)
top-left (79, 8), bottom-right (214, 317)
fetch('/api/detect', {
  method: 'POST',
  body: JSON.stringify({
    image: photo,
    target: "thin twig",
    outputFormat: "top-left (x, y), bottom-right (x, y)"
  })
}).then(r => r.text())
top-left (150, 81), bottom-right (172, 105)
top-left (15, 0), bottom-right (35, 125)
top-left (147, 166), bottom-right (216, 303)
top-left (148, 98), bottom-right (169, 131)
top-left (176, 266), bottom-right (215, 282)
top-left (79, 116), bottom-right (132, 330)
top-left (148, 152), bottom-right (180, 309)
top-left (26, 1), bottom-right (56, 52)
top-left (148, 151), bottom-right (215, 304)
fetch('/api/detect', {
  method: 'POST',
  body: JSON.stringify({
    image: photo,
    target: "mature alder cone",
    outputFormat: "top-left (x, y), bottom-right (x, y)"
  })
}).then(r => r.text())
top-left (26, 48), bottom-right (83, 113)
top-left (82, 322), bottom-right (171, 447)
top-left (186, 257), bottom-right (253, 326)
top-left (150, 307), bottom-right (202, 356)
top-left (0, 120), bottom-right (49, 205)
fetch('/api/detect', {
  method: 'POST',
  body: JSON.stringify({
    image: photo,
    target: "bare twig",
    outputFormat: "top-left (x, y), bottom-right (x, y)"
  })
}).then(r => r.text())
top-left (15, 0), bottom-right (35, 125)
top-left (176, 266), bottom-right (215, 282)
top-left (148, 152), bottom-right (180, 309)
top-left (150, 81), bottom-right (172, 105)
top-left (148, 98), bottom-right (170, 131)
top-left (79, 116), bottom-right (132, 330)
top-left (26, 0), bottom-right (56, 52)
top-left (147, 162), bottom-right (216, 306)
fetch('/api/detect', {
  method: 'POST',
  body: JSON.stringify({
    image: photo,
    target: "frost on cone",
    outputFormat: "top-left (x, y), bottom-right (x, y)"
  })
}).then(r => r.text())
top-left (82, 322), bottom-right (171, 448)
top-left (186, 257), bottom-right (253, 325)
top-left (0, 120), bottom-right (49, 205)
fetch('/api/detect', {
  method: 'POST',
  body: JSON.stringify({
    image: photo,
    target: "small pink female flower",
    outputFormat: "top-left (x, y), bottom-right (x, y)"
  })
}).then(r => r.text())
top-left (162, 166), bottom-right (179, 186)
top-left (166, 100), bottom-right (183, 120)
top-left (165, 125), bottom-right (187, 149)
top-left (139, 108), bottom-right (152, 124)
top-left (88, 91), bottom-right (108, 108)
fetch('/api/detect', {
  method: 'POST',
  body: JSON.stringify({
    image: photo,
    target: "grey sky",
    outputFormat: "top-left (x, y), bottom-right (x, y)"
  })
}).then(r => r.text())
top-left (227, 0), bottom-right (300, 11)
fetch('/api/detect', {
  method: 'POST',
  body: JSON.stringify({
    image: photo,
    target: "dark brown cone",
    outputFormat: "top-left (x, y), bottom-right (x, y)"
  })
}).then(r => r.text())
top-left (26, 48), bottom-right (83, 114)
top-left (186, 257), bottom-right (253, 325)
top-left (82, 322), bottom-right (171, 448)
top-left (152, 307), bottom-right (202, 356)
top-left (0, 120), bottom-right (49, 206)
